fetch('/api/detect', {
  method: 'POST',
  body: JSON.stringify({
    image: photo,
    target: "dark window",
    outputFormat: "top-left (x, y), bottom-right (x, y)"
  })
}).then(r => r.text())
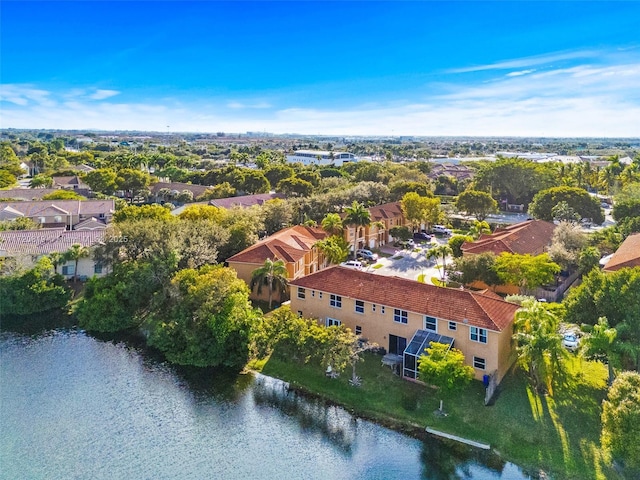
top-left (355, 300), bottom-right (364, 314)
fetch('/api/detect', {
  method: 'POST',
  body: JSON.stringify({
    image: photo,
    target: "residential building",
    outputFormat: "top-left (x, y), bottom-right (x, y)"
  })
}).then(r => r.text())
top-left (227, 225), bottom-right (329, 303)
top-left (0, 228), bottom-right (107, 279)
top-left (344, 201), bottom-right (407, 251)
top-left (286, 150), bottom-right (359, 167)
top-left (52, 175), bottom-right (89, 191)
top-left (290, 267), bottom-right (520, 383)
top-left (461, 220), bottom-right (556, 257)
top-left (603, 233), bottom-right (640, 272)
top-left (0, 200), bottom-right (114, 230)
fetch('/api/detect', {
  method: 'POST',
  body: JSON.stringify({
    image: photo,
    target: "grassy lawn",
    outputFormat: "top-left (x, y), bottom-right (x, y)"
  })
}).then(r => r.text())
top-left (259, 352), bottom-right (619, 480)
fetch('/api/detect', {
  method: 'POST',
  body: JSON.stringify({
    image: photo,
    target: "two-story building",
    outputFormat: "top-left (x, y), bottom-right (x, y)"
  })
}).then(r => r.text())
top-left (0, 200), bottom-right (114, 230)
top-left (0, 228), bottom-right (108, 279)
top-left (289, 266), bottom-right (520, 383)
top-left (343, 202), bottom-right (407, 251)
top-left (227, 225), bottom-right (329, 303)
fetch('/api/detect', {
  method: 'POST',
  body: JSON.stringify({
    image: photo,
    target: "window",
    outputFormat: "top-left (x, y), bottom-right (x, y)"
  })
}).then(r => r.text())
top-left (326, 318), bottom-right (341, 327)
top-left (311, 290), bottom-right (315, 297)
top-left (381, 306), bottom-right (386, 314)
top-left (448, 321), bottom-right (457, 331)
top-left (297, 311), bottom-right (303, 318)
top-left (62, 265), bottom-right (75, 276)
top-left (54, 215), bottom-right (62, 223)
top-left (355, 325), bottom-right (362, 336)
top-left (470, 326), bottom-right (488, 344)
top-left (424, 316), bottom-right (437, 332)
top-left (94, 263), bottom-right (103, 274)
top-left (372, 304), bottom-right (376, 312)
top-left (297, 287), bottom-right (306, 299)
top-left (473, 357), bottom-right (486, 370)
top-left (319, 292), bottom-right (323, 299)
top-left (355, 300), bottom-right (364, 314)
top-left (330, 294), bottom-right (342, 308)
top-left (394, 309), bottom-right (408, 324)
top-left (39, 217), bottom-right (46, 223)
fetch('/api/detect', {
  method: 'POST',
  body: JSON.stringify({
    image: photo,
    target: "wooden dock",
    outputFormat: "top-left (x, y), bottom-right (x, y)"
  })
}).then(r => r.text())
top-left (425, 427), bottom-right (491, 450)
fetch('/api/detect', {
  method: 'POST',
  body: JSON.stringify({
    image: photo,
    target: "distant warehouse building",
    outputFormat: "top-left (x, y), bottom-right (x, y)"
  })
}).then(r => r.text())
top-left (286, 150), bottom-right (359, 167)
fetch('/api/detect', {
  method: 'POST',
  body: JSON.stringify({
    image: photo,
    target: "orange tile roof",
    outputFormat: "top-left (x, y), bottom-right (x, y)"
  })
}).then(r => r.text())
top-left (226, 225), bottom-right (327, 264)
top-left (461, 220), bottom-right (556, 256)
top-left (290, 266), bottom-right (519, 331)
top-left (368, 202), bottom-right (404, 221)
top-left (604, 233), bottom-right (640, 272)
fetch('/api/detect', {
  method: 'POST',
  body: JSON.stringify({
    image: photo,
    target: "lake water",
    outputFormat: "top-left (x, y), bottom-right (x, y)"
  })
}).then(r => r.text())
top-left (0, 325), bottom-right (530, 480)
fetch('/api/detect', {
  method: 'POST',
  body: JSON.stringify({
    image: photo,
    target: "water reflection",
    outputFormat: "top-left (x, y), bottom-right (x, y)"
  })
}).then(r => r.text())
top-left (253, 374), bottom-right (358, 455)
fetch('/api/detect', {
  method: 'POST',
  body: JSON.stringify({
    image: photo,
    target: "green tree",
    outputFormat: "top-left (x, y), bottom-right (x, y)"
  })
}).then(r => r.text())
top-left (0, 143), bottom-right (24, 177)
top-left (195, 182), bottom-right (236, 201)
top-left (148, 265), bottom-right (257, 368)
top-left (427, 244), bottom-right (453, 282)
top-left (250, 258), bottom-right (289, 309)
top-left (551, 201), bottom-right (581, 223)
top-left (320, 213), bottom-right (344, 236)
top-left (529, 186), bottom-right (604, 225)
top-left (601, 371), bottom-right (640, 471)
top-left (29, 174), bottom-right (53, 189)
top-left (612, 199), bottom-right (640, 223)
top-left (241, 170), bottom-right (270, 194)
top-left (581, 317), bottom-right (619, 386)
top-left (513, 299), bottom-right (568, 394)
top-left (113, 204), bottom-right (174, 223)
top-left (64, 243), bottom-right (89, 282)
top-left (178, 204), bottom-right (226, 222)
top-left (0, 169), bottom-right (18, 188)
top-left (262, 198), bottom-right (293, 235)
top-left (344, 201), bottom-right (371, 258)
top-left (547, 221), bottom-right (587, 272)
top-left (277, 177), bottom-right (314, 197)
top-left (389, 181), bottom-right (432, 201)
top-left (494, 253), bottom-right (560, 293)
top-left (42, 190), bottom-right (86, 200)
top-left (48, 251), bottom-right (64, 275)
top-left (84, 168), bottom-right (119, 195)
top-left (264, 164), bottom-right (295, 186)
top-left (314, 235), bottom-right (350, 265)
top-left (418, 342), bottom-right (474, 412)
top-left (117, 168), bottom-right (152, 203)
top-left (0, 217), bottom-right (40, 231)
top-left (467, 220), bottom-right (491, 240)
top-left (448, 234), bottom-right (473, 258)
top-left (401, 192), bottom-right (441, 232)
top-left (389, 225), bottom-right (412, 242)
top-left (447, 252), bottom-right (502, 288)
top-left (455, 190), bottom-right (497, 221)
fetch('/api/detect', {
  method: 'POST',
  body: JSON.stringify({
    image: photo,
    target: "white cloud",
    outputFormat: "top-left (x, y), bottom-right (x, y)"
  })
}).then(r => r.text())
top-left (0, 84), bottom-right (54, 107)
top-left (506, 69), bottom-right (536, 77)
top-left (89, 89), bottom-right (120, 100)
top-left (227, 100), bottom-right (272, 109)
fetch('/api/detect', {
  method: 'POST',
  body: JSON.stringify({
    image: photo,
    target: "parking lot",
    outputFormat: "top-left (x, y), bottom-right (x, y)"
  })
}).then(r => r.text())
top-left (361, 237), bottom-right (452, 284)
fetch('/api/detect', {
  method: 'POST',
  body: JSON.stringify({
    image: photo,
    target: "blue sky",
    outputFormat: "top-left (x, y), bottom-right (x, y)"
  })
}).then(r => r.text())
top-left (2, 1), bottom-right (639, 136)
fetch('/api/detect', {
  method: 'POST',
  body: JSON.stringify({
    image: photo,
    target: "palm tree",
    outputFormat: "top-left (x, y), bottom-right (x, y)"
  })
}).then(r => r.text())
top-left (467, 220), bottom-right (491, 240)
top-left (513, 299), bottom-right (568, 394)
top-left (64, 243), bottom-right (89, 282)
top-left (48, 251), bottom-right (64, 275)
top-left (581, 317), bottom-right (619, 386)
top-left (250, 258), bottom-right (288, 309)
top-left (315, 236), bottom-right (349, 266)
top-left (344, 201), bottom-right (371, 259)
top-left (427, 244), bottom-right (452, 283)
top-left (321, 213), bottom-right (344, 237)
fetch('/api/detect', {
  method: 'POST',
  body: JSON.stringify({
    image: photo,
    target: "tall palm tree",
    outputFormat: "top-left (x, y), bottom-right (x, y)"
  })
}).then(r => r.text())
top-left (344, 201), bottom-right (371, 259)
top-left (467, 220), bottom-right (491, 240)
top-left (314, 236), bottom-right (349, 266)
top-left (581, 317), bottom-right (619, 386)
top-left (250, 258), bottom-right (288, 309)
top-left (427, 244), bottom-right (452, 282)
top-left (48, 251), bottom-right (63, 275)
top-left (64, 243), bottom-right (89, 282)
top-left (321, 213), bottom-right (344, 237)
top-left (513, 299), bottom-right (568, 394)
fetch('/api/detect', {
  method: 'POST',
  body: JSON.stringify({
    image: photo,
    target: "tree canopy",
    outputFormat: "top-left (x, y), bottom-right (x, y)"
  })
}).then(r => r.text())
top-left (454, 190), bottom-right (497, 221)
top-left (529, 186), bottom-right (604, 224)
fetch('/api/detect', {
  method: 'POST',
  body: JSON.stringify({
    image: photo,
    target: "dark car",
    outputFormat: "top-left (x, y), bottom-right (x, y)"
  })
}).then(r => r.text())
top-left (413, 232), bottom-right (431, 242)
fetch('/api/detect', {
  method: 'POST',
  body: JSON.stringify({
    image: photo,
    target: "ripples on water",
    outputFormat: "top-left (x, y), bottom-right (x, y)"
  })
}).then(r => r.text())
top-left (0, 327), bottom-right (530, 480)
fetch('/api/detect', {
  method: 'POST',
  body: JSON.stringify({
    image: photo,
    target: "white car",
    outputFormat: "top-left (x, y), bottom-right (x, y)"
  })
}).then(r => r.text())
top-left (562, 333), bottom-right (580, 351)
top-left (341, 260), bottom-right (363, 269)
top-left (432, 225), bottom-right (453, 235)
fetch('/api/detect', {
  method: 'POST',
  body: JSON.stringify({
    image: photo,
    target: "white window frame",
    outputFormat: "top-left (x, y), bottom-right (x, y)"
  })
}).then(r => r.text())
top-left (448, 321), bottom-right (457, 331)
top-left (424, 316), bottom-right (437, 332)
top-left (473, 356), bottom-right (486, 370)
top-left (297, 287), bottom-right (306, 300)
top-left (355, 300), bottom-right (365, 314)
top-left (330, 294), bottom-right (342, 308)
top-left (470, 326), bottom-right (488, 344)
top-left (355, 325), bottom-right (362, 336)
top-left (326, 317), bottom-right (341, 327)
top-left (394, 309), bottom-right (408, 324)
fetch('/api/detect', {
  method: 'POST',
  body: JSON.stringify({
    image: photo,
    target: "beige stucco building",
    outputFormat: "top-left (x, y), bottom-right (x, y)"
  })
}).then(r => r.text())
top-left (289, 266), bottom-right (520, 383)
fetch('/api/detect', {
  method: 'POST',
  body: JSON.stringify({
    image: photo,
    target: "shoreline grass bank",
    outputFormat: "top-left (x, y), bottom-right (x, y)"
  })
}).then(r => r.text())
top-left (258, 352), bottom-right (620, 480)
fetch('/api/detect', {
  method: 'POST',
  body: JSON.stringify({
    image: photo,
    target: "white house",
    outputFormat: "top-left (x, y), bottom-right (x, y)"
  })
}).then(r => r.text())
top-left (286, 150), bottom-right (359, 167)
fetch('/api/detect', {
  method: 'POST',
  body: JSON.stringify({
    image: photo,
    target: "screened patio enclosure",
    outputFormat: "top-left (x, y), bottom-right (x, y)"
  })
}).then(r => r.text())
top-left (403, 330), bottom-right (454, 379)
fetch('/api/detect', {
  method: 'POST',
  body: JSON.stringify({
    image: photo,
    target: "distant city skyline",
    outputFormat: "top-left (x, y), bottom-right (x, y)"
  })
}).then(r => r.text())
top-left (1, 1), bottom-right (639, 137)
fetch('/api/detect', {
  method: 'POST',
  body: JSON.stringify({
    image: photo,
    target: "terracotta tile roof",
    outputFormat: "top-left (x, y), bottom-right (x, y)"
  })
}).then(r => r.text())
top-left (604, 233), bottom-right (640, 272)
top-left (368, 202), bottom-right (404, 221)
top-left (461, 220), bottom-right (556, 256)
top-left (227, 225), bottom-right (328, 264)
top-left (290, 266), bottom-right (519, 331)
top-left (0, 228), bottom-right (105, 256)
top-left (210, 193), bottom-right (286, 209)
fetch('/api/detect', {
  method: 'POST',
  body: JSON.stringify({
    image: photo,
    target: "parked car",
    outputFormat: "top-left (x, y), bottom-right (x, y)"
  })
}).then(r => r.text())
top-left (341, 260), bottom-right (363, 269)
top-left (432, 225), bottom-right (453, 236)
top-left (562, 333), bottom-right (580, 351)
top-left (413, 232), bottom-right (431, 242)
top-left (356, 249), bottom-right (378, 261)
